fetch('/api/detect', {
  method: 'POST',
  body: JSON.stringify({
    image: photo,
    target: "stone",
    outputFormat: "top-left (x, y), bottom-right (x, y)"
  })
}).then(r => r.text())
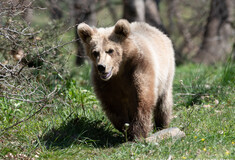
top-left (146, 127), bottom-right (185, 143)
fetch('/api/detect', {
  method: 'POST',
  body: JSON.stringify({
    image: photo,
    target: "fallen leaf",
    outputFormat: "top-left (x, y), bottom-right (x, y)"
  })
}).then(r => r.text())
top-left (203, 104), bottom-right (211, 108)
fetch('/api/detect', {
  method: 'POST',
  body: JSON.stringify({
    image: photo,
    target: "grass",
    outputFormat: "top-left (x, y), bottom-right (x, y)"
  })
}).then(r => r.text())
top-left (1, 61), bottom-right (234, 159)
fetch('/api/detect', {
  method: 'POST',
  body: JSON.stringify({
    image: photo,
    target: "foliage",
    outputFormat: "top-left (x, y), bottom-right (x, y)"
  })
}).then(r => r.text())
top-left (0, 1), bottom-right (76, 134)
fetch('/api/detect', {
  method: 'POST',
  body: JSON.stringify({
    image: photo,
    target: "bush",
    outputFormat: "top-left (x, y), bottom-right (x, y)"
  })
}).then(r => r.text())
top-left (0, 0), bottom-right (77, 132)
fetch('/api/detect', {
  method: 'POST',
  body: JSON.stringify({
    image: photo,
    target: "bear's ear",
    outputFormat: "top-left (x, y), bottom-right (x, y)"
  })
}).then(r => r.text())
top-left (114, 19), bottom-right (130, 38)
top-left (77, 23), bottom-right (94, 44)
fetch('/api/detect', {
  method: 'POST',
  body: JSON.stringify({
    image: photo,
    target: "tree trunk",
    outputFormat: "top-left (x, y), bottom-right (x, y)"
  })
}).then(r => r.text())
top-left (48, 0), bottom-right (63, 20)
top-left (123, 0), bottom-right (145, 22)
top-left (123, 0), bottom-right (164, 31)
top-left (194, 0), bottom-right (235, 64)
top-left (73, 0), bottom-right (96, 65)
top-left (145, 0), bottom-right (162, 28)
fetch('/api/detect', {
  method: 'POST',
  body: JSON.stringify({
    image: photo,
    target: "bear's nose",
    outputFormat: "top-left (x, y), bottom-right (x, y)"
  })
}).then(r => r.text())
top-left (97, 64), bottom-right (106, 73)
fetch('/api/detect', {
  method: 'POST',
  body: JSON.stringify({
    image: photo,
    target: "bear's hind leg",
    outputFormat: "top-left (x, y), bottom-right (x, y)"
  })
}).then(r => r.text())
top-left (154, 90), bottom-right (172, 130)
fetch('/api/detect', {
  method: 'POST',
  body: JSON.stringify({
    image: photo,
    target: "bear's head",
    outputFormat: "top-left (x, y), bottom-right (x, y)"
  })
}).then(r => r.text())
top-left (77, 19), bottom-right (130, 81)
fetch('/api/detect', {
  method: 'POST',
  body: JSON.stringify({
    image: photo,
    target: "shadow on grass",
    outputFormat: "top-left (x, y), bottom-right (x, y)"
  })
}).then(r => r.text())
top-left (41, 117), bottom-right (124, 149)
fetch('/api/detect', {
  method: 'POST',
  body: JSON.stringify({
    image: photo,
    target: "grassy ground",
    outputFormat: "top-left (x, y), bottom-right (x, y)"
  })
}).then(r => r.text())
top-left (1, 60), bottom-right (234, 159)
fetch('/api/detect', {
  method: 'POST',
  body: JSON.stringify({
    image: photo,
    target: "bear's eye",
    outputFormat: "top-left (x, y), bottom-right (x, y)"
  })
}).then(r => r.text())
top-left (106, 49), bottom-right (114, 54)
top-left (92, 51), bottom-right (99, 57)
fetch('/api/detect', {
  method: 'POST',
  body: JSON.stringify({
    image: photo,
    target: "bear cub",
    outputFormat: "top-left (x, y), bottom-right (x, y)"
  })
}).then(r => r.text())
top-left (77, 19), bottom-right (175, 140)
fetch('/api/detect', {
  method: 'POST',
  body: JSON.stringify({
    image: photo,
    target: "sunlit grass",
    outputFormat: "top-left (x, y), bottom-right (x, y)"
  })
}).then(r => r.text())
top-left (1, 62), bottom-right (234, 159)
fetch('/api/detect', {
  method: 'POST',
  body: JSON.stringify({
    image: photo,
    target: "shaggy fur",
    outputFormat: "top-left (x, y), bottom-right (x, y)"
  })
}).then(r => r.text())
top-left (77, 19), bottom-right (175, 140)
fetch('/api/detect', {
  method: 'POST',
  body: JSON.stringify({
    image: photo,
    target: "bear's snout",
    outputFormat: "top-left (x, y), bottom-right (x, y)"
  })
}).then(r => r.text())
top-left (97, 64), bottom-right (113, 81)
top-left (97, 64), bottom-right (106, 73)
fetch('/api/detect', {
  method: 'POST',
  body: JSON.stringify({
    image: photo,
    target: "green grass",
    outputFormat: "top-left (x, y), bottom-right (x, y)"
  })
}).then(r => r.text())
top-left (1, 61), bottom-right (234, 159)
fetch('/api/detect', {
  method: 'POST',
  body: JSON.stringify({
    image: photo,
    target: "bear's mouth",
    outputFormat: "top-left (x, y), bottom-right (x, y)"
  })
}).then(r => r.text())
top-left (99, 69), bottom-right (112, 81)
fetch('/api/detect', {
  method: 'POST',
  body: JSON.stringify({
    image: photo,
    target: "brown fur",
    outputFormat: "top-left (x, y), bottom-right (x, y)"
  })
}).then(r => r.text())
top-left (77, 19), bottom-right (175, 140)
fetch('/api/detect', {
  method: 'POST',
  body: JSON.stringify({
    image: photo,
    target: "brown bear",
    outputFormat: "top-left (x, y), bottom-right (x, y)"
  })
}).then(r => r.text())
top-left (77, 19), bottom-right (175, 140)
